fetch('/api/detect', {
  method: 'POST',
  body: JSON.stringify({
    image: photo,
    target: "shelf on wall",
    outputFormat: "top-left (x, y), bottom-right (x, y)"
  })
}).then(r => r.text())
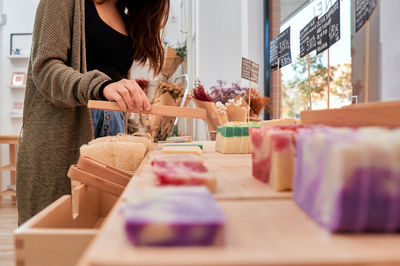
top-left (0, 165), bottom-right (16, 172)
top-left (9, 85), bottom-right (26, 89)
top-left (9, 114), bottom-right (23, 119)
top-left (7, 55), bottom-right (30, 60)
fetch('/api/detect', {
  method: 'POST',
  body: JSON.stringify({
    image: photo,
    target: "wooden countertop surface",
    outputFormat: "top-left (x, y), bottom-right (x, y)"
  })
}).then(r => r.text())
top-left (78, 142), bottom-right (400, 266)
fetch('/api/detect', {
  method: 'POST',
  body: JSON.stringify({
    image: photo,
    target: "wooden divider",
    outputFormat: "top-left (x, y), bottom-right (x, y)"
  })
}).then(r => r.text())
top-left (301, 101), bottom-right (400, 127)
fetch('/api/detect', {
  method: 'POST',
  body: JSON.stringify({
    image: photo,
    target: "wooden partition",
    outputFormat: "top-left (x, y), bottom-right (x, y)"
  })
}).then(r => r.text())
top-left (301, 101), bottom-right (400, 127)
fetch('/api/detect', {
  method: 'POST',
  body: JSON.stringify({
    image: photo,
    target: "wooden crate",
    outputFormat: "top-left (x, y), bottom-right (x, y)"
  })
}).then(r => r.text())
top-left (14, 185), bottom-right (117, 266)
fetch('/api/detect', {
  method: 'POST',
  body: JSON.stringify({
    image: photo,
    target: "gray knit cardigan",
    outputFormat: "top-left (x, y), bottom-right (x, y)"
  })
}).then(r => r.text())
top-left (17, 0), bottom-right (111, 224)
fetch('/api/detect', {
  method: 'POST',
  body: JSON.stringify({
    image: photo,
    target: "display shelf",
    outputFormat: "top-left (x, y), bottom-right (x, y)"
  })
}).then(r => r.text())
top-left (301, 100), bottom-right (400, 128)
top-left (0, 188), bottom-right (16, 197)
top-left (124, 143), bottom-right (292, 200)
top-left (7, 55), bottom-right (30, 60)
top-left (9, 85), bottom-right (26, 89)
top-left (0, 165), bottom-right (16, 172)
top-left (78, 142), bottom-right (400, 266)
top-left (9, 114), bottom-right (23, 119)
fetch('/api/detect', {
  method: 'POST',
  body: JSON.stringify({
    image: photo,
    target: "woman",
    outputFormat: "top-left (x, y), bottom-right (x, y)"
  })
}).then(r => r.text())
top-left (17, 0), bottom-right (170, 225)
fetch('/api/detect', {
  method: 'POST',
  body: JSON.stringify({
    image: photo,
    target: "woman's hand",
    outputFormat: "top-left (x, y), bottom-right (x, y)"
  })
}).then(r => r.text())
top-left (103, 79), bottom-right (151, 112)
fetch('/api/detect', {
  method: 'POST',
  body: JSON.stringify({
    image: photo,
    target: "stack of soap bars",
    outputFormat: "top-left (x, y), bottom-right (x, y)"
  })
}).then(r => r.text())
top-left (249, 125), bottom-right (304, 191)
top-left (216, 122), bottom-right (261, 154)
top-left (151, 154), bottom-right (216, 192)
top-left (123, 187), bottom-right (225, 246)
top-left (294, 127), bottom-right (400, 232)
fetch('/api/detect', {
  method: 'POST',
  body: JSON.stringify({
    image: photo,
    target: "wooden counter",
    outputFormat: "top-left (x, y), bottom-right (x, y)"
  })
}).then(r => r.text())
top-left (79, 142), bottom-right (400, 266)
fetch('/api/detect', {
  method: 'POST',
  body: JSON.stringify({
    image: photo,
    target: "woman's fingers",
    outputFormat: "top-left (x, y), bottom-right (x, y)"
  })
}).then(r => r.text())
top-left (102, 79), bottom-right (151, 112)
top-left (139, 89), bottom-right (151, 111)
top-left (117, 86), bottom-right (134, 110)
top-left (111, 90), bottom-right (127, 111)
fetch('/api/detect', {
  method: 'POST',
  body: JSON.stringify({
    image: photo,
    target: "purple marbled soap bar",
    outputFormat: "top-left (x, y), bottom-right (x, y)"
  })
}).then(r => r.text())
top-left (122, 186), bottom-right (225, 246)
top-left (294, 127), bottom-right (400, 232)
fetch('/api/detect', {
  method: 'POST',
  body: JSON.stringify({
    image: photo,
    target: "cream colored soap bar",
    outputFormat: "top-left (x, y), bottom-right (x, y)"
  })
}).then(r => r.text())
top-left (216, 123), bottom-right (261, 154)
top-left (262, 118), bottom-right (297, 127)
top-left (161, 145), bottom-right (202, 156)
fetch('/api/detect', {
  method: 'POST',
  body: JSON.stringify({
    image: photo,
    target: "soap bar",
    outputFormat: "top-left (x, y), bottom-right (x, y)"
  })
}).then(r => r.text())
top-left (162, 145), bottom-right (202, 156)
top-left (163, 143), bottom-right (204, 150)
top-left (122, 187), bottom-right (225, 246)
top-left (165, 136), bottom-right (192, 143)
top-left (294, 127), bottom-right (400, 232)
top-left (216, 122), bottom-right (261, 154)
top-left (261, 118), bottom-right (298, 127)
top-left (250, 125), bottom-right (303, 191)
top-left (152, 157), bottom-right (216, 192)
top-left (80, 142), bottom-right (146, 174)
top-left (152, 154), bottom-right (204, 164)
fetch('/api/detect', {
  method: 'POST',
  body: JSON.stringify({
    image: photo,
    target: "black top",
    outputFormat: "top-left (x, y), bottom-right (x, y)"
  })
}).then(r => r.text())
top-left (85, 0), bottom-right (134, 82)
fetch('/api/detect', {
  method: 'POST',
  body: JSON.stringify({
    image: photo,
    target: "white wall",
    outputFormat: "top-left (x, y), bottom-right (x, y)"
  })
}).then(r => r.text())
top-left (0, 0), bottom-right (39, 191)
top-left (194, 0), bottom-right (264, 140)
top-left (379, 0), bottom-right (400, 101)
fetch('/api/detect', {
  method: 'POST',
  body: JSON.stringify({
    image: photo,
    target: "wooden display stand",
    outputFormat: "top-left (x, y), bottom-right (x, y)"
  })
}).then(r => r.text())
top-left (14, 101), bottom-right (400, 266)
top-left (14, 185), bottom-right (118, 266)
top-left (0, 136), bottom-right (19, 199)
top-left (301, 101), bottom-right (400, 127)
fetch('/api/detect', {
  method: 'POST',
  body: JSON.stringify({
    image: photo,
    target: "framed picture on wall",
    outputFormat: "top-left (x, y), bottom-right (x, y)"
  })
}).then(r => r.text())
top-left (10, 33), bottom-right (32, 56)
top-left (11, 72), bottom-right (27, 86)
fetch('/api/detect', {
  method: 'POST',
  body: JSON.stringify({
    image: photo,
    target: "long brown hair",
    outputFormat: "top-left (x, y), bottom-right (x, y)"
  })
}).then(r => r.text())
top-left (93, 0), bottom-right (170, 74)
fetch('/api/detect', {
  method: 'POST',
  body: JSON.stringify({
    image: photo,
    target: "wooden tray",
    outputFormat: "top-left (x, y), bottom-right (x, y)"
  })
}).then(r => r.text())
top-left (301, 101), bottom-right (400, 128)
top-left (14, 185), bottom-right (117, 266)
top-left (124, 142), bottom-right (292, 201)
top-left (79, 200), bottom-right (400, 266)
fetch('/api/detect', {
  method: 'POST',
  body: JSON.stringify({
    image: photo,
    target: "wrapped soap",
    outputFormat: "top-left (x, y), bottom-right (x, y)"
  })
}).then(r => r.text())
top-left (294, 127), bottom-right (400, 232)
top-left (122, 187), bottom-right (225, 246)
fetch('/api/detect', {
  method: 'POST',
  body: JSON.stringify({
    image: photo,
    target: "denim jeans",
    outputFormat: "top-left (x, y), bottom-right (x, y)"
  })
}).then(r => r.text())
top-left (91, 109), bottom-right (125, 138)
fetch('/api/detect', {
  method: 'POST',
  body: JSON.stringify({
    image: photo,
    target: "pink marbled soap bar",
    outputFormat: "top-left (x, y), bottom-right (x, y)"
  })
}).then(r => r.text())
top-left (249, 125), bottom-right (304, 191)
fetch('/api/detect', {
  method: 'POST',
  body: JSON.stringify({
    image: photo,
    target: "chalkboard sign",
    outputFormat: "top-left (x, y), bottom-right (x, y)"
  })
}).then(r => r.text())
top-left (355, 0), bottom-right (377, 32)
top-left (241, 58), bottom-right (252, 81)
top-left (269, 27), bottom-right (292, 72)
top-left (279, 53), bottom-right (292, 68)
top-left (316, 0), bottom-right (341, 55)
top-left (250, 62), bottom-right (260, 83)
top-left (269, 38), bottom-right (278, 72)
top-left (300, 17), bottom-right (318, 58)
top-left (277, 27), bottom-right (291, 57)
top-left (241, 58), bottom-right (260, 83)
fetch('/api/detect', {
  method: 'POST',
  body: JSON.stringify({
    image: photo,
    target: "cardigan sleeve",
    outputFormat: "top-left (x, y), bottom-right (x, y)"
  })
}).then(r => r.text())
top-left (30, 0), bottom-right (111, 107)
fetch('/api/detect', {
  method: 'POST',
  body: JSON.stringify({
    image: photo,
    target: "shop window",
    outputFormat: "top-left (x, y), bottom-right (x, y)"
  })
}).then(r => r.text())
top-left (280, 0), bottom-right (352, 118)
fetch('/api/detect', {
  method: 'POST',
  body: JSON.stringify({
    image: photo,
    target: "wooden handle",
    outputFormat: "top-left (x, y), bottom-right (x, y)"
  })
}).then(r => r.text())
top-left (88, 100), bottom-right (207, 120)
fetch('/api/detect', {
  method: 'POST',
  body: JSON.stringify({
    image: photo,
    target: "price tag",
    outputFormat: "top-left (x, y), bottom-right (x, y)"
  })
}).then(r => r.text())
top-left (269, 38), bottom-right (278, 72)
top-left (316, 0), bottom-right (341, 55)
top-left (241, 58), bottom-right (260, 83)
top-left (241, 58), bottom-right (252, 81)
top-left (300, 17), bottom-right (318, 58)
top-left (269, 27), bottom-right (292, 72)
top-left (277, 27), bottom-right (291, 57)
top-left (355, 0), bottom-right (377, 32)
